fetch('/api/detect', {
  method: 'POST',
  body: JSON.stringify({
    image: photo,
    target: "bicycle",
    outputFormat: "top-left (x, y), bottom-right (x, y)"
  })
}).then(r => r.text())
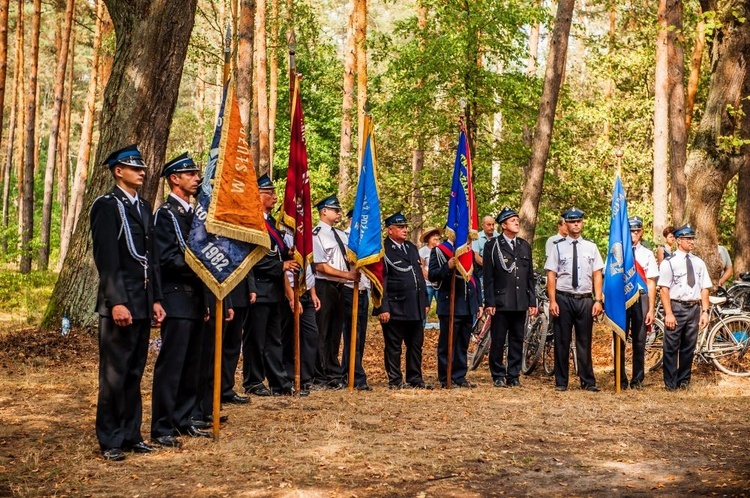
top-left (644, 290), bottom-right (750, 376)
top-left (467, 311), bottom-right (492, 371)
top-left (726, 273), bottom-right (750, 310)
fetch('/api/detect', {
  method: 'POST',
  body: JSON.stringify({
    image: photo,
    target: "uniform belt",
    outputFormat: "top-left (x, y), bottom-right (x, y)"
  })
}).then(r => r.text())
top-left (556, 290), bottom-right (591, 299)
top-left (319, 279), bottom-right (345, 289)
top-left (671, 299), bottom-right (700, 307)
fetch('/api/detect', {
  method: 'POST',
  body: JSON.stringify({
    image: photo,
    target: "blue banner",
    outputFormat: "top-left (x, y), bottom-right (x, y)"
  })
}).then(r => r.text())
top-left (185, 84), bottom-right (268, 300)
top-left (444, 127), bottom-right (474, 278)
top-left (603, 176), bottom-right (641, 340)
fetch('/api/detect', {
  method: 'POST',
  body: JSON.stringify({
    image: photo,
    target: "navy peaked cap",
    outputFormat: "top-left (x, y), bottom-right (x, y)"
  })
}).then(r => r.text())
top-left (495, 206), bottom-right (518, 225)
top-left (385, 212), bottom-right (409, 227)
top-left (257, 174), bottom-right (276, 190)
top-left (315, 195), bottom-right (341, 211)
top-left (628, 216), bottom-right (644, 230)
top-left (162, 152), bottom-right (199, 177)
top-left (674, 224), bottom-right (696, 238)
top-left (102, 144), bottom-right (147, 169)
top-left (562, 207), bottom-right (585, 222)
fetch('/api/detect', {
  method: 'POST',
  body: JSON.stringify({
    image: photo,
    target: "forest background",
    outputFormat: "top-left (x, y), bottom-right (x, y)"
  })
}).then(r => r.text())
top-left (0, 0), bottom-right (748, 328)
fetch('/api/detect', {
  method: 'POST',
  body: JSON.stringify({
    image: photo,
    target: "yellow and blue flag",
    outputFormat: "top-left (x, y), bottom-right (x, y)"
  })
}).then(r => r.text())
top-left (603, 176), bottom-right (642, 340)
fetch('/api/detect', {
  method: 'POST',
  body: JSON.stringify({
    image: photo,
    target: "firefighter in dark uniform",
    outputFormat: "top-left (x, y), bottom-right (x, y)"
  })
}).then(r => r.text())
top-left (658, 224), bottom-right (712, 391)
top-left (545, 207), bottom-right (604, 392)
top-left (428, 233), bottom-right (482, 388)
top-left (220, 273), bottom-right (255, 403)
top-left (243, 174), bottom-right (300, 396)
top-left (375, 212), bottom-right (432, 389)
top-left (150, 153), bottom-right (211, 446)
top-left (90, 144), bottom-right (165, 461)
top-left (483, 207), bottom-right (537, 388)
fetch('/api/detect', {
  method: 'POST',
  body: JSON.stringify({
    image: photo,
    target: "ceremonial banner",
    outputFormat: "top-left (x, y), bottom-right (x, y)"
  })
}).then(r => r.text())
top-left (186, 84), bottom-right (270, 300)
top-left (347, 114), bottom-right (384, 306)
top-left (603, 176), bottom-right (642, 340)
top-left (441, 123), bottom-right (477, 278)
top-left (279, 75), bottom-right (313, 291)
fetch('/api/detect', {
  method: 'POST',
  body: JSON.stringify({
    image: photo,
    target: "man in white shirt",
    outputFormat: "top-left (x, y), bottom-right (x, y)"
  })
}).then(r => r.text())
top-left (717, 245), bottom-right (733, 287)
top-left (545, 207), bottom-right (604, 392)
top-left (545, 216), bottom-right (569, 261)
top-left (616, 216), bottom-right (659, 390)
top-left (658, 224), bottom-right (712, 391)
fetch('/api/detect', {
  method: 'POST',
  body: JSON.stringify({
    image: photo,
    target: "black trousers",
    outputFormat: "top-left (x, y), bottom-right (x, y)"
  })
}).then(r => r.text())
top-left (281, 293), bottom-right (319, 385)
top-left (242, 302), bottom-right (290, 391)
top-left (193, 316), bottom-right (215, 423)
top-left (437, 315), bottom-right (472, 385)
top-left (342, 287), bottom-right (369, 386)
top-left (222, 306), bottom-right (249, 398)
top-left (663, 301), bottom-right (700, 389)
top-left (553, 294), bottom-right (596, 388)
top-left (314, 280), bottom-right (345, 384)
top-left (96, 317), bottom-right (150, 450)
top-left (382, 319), bottom-right (425, 386)
top-left (489, 310), bottom-right (527, 382)
top-left (151, 316), bottom-right (204, 438)
top-left (615, 293), bottom-right (648, 387)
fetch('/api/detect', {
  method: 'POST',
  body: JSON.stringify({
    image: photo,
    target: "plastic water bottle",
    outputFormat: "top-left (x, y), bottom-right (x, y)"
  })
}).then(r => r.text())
top-left (61, 313), bottom-right (70, 337)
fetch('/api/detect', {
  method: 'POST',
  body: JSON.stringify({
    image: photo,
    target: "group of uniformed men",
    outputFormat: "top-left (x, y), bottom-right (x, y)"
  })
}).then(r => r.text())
top-left (91, 144), bottom-right (714, 461)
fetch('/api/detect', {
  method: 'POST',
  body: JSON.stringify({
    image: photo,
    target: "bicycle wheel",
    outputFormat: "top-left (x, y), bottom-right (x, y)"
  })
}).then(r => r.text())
top-left (728, 286), bottom-right (750, 311)
top-left (522, 314), bottom-right (547, 375)
top-left (645, 318), bottom-right (665, 372)
top-left (706, 315), bottom-right (750, 376)
top-left (570, 333), bottom-right (578, 375)
top-left (467, 315), bottom-right (491, 371)
top-left (542, 334), bottom-right (555, 375)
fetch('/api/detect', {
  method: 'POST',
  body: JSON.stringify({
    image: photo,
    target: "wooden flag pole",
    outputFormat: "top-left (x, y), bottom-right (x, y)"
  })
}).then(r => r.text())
top-left (212, 298), bottom-right (223, 438)
top-left (293, 277), bottom-right (301, 394)
top-left (348, 271), bottom-right (360, 392)
top-left (446, 268), bottom-right (456, 389)
top-left (614, 333), bottom-right (622, 393)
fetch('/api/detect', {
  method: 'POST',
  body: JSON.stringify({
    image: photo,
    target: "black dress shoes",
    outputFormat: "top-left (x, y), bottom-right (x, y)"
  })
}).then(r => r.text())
top-left (355, 384), bottom-right (373, 391)
top-left (222, 393), bottom-right (249, 404)
top-left (582, 384), bottom-right (601, 392)
top-left (507, 379), bottom-right (521, 387)
top-left (327, 380), bottom-right (345, 390)
top-left (102, 448), bottom-right (126, 461)
top-left (153, 435), bottom-right (182, 448)
top-left (630, 381), bottom-right (644, 390)
top-left (246, 384), bottom-right (272, 396)
top-left (493, 378), bottom-right (506, 388)
top-left (271, 387), bottom-right (294, 396)
top-left (555, 385), bottom-right (567, 391)
top-left (456, 380), bottom-right (477, 388)
top-left (409, 382), bottom-right (434, 390)
top-left (183, 425), bottom-right (212, 438)
top-left (125, 441), bottom-right (155, 453)
top-left (204, 414), bottom-right (229, 424)
top-left (190, 419), bottom-right (212, 429)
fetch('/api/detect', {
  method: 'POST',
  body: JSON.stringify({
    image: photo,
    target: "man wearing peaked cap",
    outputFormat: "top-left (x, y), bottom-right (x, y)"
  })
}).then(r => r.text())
top-left (315, 194), bottom-right (341, 211)
top-left (375, 212), bottom-right (432, 389)
top-left (257, 173), bottom-right (276, 190)
top-left (90, 144), bottom-right (165, 461)
top-left (150, 152), bottom-right (211, 446)
top-left (616, 215), bottom-right (659, 390)
top-left (482, 207), bottom-right (537, 388)
top-left (657, 223), bottom-right (712, 391)
top-left (545, 206), bottom-right (604, 392)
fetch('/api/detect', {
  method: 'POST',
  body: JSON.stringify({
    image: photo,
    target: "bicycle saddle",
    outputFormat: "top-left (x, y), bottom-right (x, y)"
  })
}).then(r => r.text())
top-left (709, 296), bottom-right (727, 305)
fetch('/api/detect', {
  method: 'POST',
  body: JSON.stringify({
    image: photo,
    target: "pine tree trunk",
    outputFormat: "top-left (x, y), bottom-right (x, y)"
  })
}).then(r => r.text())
top-left (237, 0), bottom-right (255, 129)
top-left (667, 0), bottom-right (687, 225)
top-left (652, 0), bottom-right (670, 244)
top-left (518, 0), bottom-right (575, 244)
top-left (20, 0), bottom-right (41, 274)
top-left (43, 0), bottom-right (199, 328)
top-left (0, 0), bottom-right (9, 175)
top-left (58, 31), bottom-right (76, 242)
top-left (734, 156), bottom-right (750, 275)
top-left (39, 0), bottom-right (75, 271)
top-left (14, 0), bottom-right (23, 249)
top-left (1, 17), bottom-right (16, 254)
top-left (685, 18), bottom-right (705, 130)
top-left (338, 0), bottom-right (356, 199)
top-left (526, 1), bottom-right (540, 76)
top-left (255, 0), bottom-right (270, 176)
top-left (355, 0), bottom-right (367, 156)
top-left (685, 1), bottom-right (750, 281)
top-left (268, 0), bottom-right (279, 169)
top-left (410, 147), bottom-right (424, 245)
top-left (59, 0), bottom-right (103, 269)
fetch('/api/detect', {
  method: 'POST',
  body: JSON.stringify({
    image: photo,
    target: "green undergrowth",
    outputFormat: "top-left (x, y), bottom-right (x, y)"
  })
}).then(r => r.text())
top-left (0, 270), bottom-right (58, 331)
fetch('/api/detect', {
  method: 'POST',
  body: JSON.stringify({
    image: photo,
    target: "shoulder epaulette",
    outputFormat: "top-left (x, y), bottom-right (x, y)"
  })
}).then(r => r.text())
top-left (312, 226), bottom-right (321, 235)
top-left (664, 253), bottom-right (675, 261)
top-left (553, 237), bottom-right (566, 244)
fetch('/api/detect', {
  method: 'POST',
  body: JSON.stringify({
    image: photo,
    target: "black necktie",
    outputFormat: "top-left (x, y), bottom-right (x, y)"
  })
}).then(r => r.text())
top-left (686, 254), bottom-right (695, 287)
top-left (510, 239), bottom-right (515, 252)
top-left (572, 240), bottom-right (579, 288)
top-left (402, 244), bottom-right (408, 256)
top-left (186, 206), bottom-right (194, 225)
top-left (332, 229), bottom-right (351, 269)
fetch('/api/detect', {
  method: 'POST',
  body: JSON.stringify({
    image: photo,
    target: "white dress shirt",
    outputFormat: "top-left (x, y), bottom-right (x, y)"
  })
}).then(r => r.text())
top-left (545, 236), bottom-right (604, 294)
top-left (657, 249), bottom-right (712, 300)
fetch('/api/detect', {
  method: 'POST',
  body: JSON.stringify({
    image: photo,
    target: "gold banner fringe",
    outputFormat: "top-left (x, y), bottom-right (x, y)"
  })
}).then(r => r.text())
top-left (185, 245), bottom-right (267, 301)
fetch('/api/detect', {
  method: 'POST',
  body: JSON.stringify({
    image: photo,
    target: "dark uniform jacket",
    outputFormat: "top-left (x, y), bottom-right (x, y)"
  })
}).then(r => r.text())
top-left (228, 270), bottom-right (258, 308)
top-left (373, 238), bottom-right (428, 321)
top-left (154, 196), bottom-right (203, 320)
top-left (428, 245), bottom-right (481, 317)
top-left (91, 186), bottom-right (162, 320)
top-left (483, 236), bottom-right (536, 311)
top-left (253, 214), bottom-right (287, 304)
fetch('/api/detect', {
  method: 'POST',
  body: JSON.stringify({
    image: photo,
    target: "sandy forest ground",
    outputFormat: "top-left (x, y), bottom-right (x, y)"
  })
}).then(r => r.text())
top-left (1, 320), bottom-right (749, 497)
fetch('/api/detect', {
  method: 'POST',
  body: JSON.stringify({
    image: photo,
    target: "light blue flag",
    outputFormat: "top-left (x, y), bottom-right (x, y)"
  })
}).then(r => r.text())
top-left (603, 176), bottom-right (641, 340)
top-left (347, 115), bottom-right (384, 305)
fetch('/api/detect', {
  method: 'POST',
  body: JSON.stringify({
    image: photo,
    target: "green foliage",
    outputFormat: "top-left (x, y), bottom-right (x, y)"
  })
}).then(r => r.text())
top-left (0, 271), bottom-right (58, 326)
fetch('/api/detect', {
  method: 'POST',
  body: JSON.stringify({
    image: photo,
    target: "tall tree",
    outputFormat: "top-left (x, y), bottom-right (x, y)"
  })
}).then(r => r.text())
top-left (59, 0), bottom-right (103, 268)
top-left (43, 0), bottom-right (199, 327)
top-left (685, 15), bottom-right (705, 130)
top-left (685, 0), bottom-right (750, 281)
top-left (518, 0), bottom-right (575, 244)
top-left (652, 0), bottom-right (670, 243)
top-left (57, 28), bottom-right (76, 239)
top-left (39, 0), bottom-right (76, 270)
top-left (735, 157), bottom-right (750, 275)
top-left (338, 0), bottom-right (357, 199)
top-left (0, 0), bottom-right (9, 171)
top-left (526, 0), bottom-right (541, 76)
top-left (14, 0), bottom-right (23, 248)
top-left (355, 0), bottom-right (367, 154)
top-left (237, 0), bottom-right (255, 128)
top-left (1, 0), bottom-right (16, 254)
top-left (667, 0), bottom-right (687, 225)
top-left (20, 0), bottom-right (41, 273)
top-left (255, 0), bottom-right (270, 175)
top-left (268, 0), bottom-right (279, 167)
top-left (409, 1), bottom-right (428, 244)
